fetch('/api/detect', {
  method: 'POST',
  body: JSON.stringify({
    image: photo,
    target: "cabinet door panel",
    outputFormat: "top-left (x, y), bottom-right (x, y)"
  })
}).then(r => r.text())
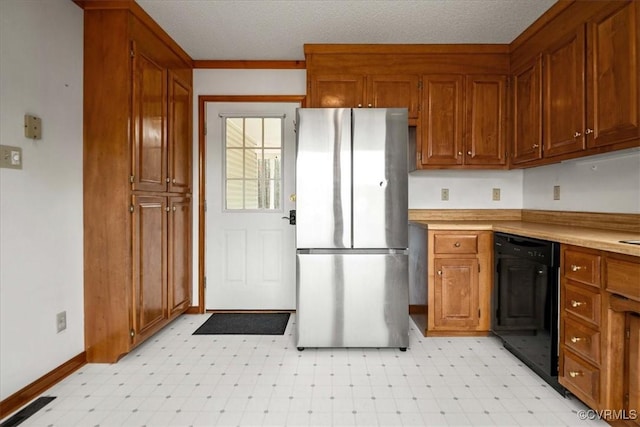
top-left (168, 72), bottom-right (192, 193)
top-left (433, 258), bottom-right (479, 329)
top-left (309, 75), bottom-right (365, 108)
top-left (132, 45), bottom-right (167, 192)
top-left (543, 27), bottom-right (586, 157)
top-left (465, 75), bottom-right (507, 165)
top-left (512, 58), bottom-right (543, 164)
top-left (421, 75), bottom-right (464, 165)
top-left (587, 1), bottom-right (640, 147)
top-left (368, 75), bottom-right (420, 119)
top-left (132, 195), bottom-right (167, 343)
top-left (168, 197), bottom-right (191, 317)
top-left (628, 314), bottom-right (640, 421)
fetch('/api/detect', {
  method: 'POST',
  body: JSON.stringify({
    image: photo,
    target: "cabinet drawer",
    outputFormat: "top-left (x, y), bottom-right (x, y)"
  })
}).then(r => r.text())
top-left (433, 234), bottom-right (478, 254)
top-left (563, 249), bottom-right (601, 288)
top-left (605, 257), bottom-right (640, 302)
top-left (563, 317), bottom-right (600, 365)
top-left (563, 282), bottom-right (601, 327)
top-left (561, 351), bottom-right (600, 406)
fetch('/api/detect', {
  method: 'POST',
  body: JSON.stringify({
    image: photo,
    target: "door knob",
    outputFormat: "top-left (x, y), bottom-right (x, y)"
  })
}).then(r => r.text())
top-left (281, 209), bottom-right (296, 225)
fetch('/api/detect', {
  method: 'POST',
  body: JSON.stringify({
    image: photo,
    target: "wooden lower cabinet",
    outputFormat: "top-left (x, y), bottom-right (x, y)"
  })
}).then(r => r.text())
top-left (560, 245), bottom-right (640, 424)
top-left (168, 196), bottom-right (192, 317)
top-left (426, 230), bottom-right (491, 335)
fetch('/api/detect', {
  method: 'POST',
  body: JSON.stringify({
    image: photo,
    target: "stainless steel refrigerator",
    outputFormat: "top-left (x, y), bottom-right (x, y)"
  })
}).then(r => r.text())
top-left (295, 108), bottom-right (409, 350)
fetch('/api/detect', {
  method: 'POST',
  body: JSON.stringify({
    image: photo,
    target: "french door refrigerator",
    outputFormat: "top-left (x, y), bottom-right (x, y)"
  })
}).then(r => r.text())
top-left (295, 108), bottom-right (409, 350)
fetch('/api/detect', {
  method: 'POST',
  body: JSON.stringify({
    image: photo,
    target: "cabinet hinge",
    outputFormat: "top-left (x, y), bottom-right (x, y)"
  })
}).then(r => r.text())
top-left (478, 308), bottom-right (481, 318)
top-left (478, 264), bottom-right (481, 273)
top-left (129, 175), bottom-right (134, 183)
top-left (204, 123), bottom-right (207, 136)
top-left (129, 205), bottom-right (134, 213)
top-left (204, 276), bottom-right (207, 289)
top-left (204, 200), bottom-right (207, 212)
top-left (418, 81), bottom-right (422, 89)
top-left (624, 393), bottom-right (629, 406)
top-left (626, 328), bottom-right (631, 339)
top-left (130, 49), bottom-right (135, 58)
top-left (417, 152), bottom-right (422, 161)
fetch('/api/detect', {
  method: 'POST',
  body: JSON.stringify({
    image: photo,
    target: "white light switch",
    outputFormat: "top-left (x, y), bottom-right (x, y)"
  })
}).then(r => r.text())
top-left (0, 145), bottom-right (22, 169)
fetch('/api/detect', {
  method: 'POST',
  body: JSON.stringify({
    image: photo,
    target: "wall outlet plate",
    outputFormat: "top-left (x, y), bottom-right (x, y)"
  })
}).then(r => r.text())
top-left (0, 145), bottom-right (22, 169)
top-left (441, 188), bottom-right (449, 201)
top-left (56, 311), bottom-right (67, 333)
top-left (492, 188), bottom-right (501, 201)
top-left (24, 114), bottom-right (42, 139)
top-left (553, 185), bottom-right (561, 200)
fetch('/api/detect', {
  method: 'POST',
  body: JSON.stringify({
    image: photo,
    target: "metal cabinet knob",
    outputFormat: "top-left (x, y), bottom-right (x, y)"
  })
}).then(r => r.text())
top-left (585, 128), bottom-right (593, 134)
top-left (457, 151), bottom-right (462, 156)
top-left (569, 370), bottom-right (583, 378)
top-left (570, 336), bottom-right (585, 343)
top-left (571, 300), bottom-right (585, 308)
top-left (166, 177), bottom-right (171, 183)
top-left (454, 242), bottom-right (461, 247)
top-left (571, 265), bottom-right (584, 272)
top-left (533, 144), bottom-right (539, 148)
top-left (437, 270), bottom-right (442, 276)
top-left (368, 103), bottom-right (373, 108)
top-left (357, 104), bottom-right (362, 108)
top-left (574, 131), bottom-right (582, 138)
top-left (467, 151), bottom-right (472, 156)
top-left (172, 178), bottom-right (176, 184)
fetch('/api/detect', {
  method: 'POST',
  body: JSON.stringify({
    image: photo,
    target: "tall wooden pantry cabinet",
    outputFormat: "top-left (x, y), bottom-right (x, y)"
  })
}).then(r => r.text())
top-left (80, 1), bottom-right (193, 363)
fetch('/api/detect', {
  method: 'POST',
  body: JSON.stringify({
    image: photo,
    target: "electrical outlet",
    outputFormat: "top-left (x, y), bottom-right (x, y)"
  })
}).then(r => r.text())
top-left (492, 188), bottom-right (501, 201)
top-left (56, 311), bottom-right (67, 333)
top-left (441, 188), bottom-right (449, 201)
top-left (553, 185), bottom-right (561, 200)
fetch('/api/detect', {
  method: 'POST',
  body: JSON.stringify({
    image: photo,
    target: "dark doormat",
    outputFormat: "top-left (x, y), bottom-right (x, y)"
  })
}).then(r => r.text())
top-left (193, 312), bottom-right (290, 335)
top-left (1, 396), bottom-right (56, 427)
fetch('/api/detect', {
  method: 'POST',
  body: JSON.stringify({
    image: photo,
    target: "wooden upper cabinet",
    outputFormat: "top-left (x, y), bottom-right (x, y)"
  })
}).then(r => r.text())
top-left (367, 74), bottom-right (420, 119)
top-left (420, 74), bottom-right (506, 167)
top-left (309, 74), bottom-right (365, 108)
top-left (168, 72), bottom-right (192, 193)
top-left (421, 75), bottom-right (464, 165)
top-left (543, 26), bottom-right (586, 158)
top-left (586, 1), bottom-right (640, 148)
top-left (465, 75), bottom-right (507, 166)
top-left (131, 43), bottom-right (168, 192)
top-left (132, 195), bottom-right (168, 345)
top-left (512, 57), bottom-right (543, 165)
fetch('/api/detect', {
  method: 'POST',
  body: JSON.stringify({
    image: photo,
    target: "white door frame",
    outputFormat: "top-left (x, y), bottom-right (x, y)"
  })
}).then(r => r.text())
top-left (196, 95), bottom-right (306, 312)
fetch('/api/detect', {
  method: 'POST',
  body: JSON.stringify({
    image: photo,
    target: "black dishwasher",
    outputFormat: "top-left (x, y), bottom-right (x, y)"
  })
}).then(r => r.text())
top-left (492, 232), bottom-right (565, 394)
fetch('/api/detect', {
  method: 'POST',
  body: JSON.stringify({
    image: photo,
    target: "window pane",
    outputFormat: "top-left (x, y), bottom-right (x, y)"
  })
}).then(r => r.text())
top-left (226, 148), bottom-right (243, 179)
top-left (262, 149), bottom-right (281, 181)
top-left (245, 149), bottom-right (261, 179)
top-left (226, 180), bottom-right (243, 209)
top-left (226, 118), bottom-right (243, 147)
top-left (263, 179), bottom-right (281, 210)
top-left (244, 118), bottom-right (262, 148)
top-left (244, 180), bottom-right (259, 209)
top-left (264, 118), bottom-right (281, 147)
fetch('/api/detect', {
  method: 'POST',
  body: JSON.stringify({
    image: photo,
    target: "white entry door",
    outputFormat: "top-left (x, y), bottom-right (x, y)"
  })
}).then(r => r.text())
top-left (205, 102), bottom-right (298, 310)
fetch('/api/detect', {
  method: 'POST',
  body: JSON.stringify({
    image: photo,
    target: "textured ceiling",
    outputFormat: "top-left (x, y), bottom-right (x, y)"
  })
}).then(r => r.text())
top-left (136, 0), bottom-right (557, 61)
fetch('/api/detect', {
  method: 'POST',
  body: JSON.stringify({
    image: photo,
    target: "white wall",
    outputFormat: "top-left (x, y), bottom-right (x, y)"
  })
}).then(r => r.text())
top-left (191, 69), bottom-right (307, 305)
top-left (523, 148), bottom-right (640, 213)
top-left (0, 0), bottom-right (84, 400)
top-left (409, 169), bottom-right (524, 209)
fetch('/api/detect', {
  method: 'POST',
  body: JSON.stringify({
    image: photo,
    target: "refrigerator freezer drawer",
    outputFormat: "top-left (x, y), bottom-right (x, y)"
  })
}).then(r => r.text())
top-left (296, 252), bottom-right (409, 349)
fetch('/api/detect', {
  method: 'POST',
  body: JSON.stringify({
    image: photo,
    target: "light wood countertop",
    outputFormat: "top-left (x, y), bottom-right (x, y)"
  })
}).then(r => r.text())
top-left (414, 220), bottom-right (640, 257)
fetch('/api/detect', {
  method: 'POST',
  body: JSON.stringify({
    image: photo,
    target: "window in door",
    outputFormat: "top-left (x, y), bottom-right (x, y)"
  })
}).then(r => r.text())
top-left (223, 115), bottom-right (284, 211)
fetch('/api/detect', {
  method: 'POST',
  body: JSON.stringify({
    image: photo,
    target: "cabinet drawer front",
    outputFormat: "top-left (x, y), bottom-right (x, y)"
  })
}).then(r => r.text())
top-left (433, 234), bottom-right (478, 254)
top-left (563, 283), bottom-right (601, 326)
top-left (561, 351), bottom-right (600, 406)
top-left (563, 317), bottom-right (600, 365)
top-left (563, 249), bottom-right (601, 288)
top-left (605, 257), bottom-right (640, 301)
